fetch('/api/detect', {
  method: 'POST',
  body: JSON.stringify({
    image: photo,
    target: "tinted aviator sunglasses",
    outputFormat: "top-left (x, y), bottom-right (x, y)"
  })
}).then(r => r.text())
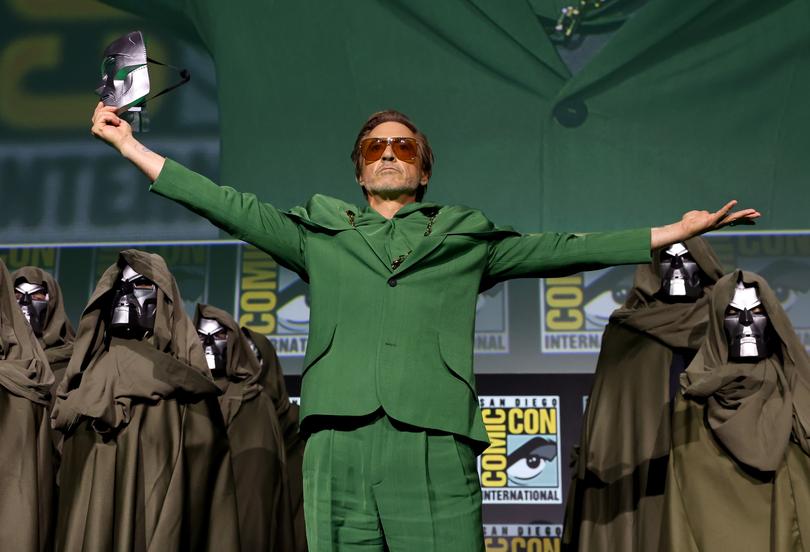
top-left (359, 137), bottom-right (420, 164)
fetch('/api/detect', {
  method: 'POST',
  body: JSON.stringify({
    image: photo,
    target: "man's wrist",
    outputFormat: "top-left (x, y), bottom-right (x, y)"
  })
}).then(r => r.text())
top-left (119, 135), bottom-right (142, 161)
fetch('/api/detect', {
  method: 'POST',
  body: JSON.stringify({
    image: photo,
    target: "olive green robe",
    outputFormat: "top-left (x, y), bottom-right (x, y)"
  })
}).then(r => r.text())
top-left (195, 304), bottom-right (293, 551)
top-left (564, 237), bottom-right (724, 551)
top-left (662, 270), bottom-right (810, 551)
top-left (52, 250), bottom-right (240, 552)
top-left (243, 326), bottom-right (307, 552)
top-left (0, 258), bottom-right (55, 552)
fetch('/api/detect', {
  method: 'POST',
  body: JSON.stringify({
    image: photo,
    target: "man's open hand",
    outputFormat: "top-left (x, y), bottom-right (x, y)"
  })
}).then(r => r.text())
top-left (651, 200), bottom-right (762, 249)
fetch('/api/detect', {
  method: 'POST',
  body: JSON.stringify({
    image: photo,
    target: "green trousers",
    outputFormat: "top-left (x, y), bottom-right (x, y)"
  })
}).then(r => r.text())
top-left (303, 412), bottom-right (484, 551)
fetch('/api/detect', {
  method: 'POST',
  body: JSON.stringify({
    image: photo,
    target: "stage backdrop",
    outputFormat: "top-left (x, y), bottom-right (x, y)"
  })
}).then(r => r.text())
top-left (2, 1), bottom-right (810, 548)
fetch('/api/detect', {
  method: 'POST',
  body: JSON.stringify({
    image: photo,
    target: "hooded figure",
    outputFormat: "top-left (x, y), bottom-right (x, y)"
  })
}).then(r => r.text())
top-left (194, 304), bottom-right (293, 551)
top-left (564, 237), bottom-right (724, 551)
top-left (51, 250), bottom-right (239, 552)
top-left (0, 258), bottom-right (55, 552)
top-left (12, 267), bottom-right (75, 394)
top-left (242, 326), bottom-right (308, 552)
top-left (662, 270), bottom-right (810, 551)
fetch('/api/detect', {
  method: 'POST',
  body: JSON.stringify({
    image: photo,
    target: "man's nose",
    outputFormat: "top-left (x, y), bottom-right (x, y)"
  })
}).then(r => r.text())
top-left (739, 308), bottom-right (754, 326)
top-left (381, 145), bottom-right (396, 161)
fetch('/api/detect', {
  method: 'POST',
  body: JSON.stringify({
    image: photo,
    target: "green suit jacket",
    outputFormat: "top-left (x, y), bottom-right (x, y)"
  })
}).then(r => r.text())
top-left (152, 159), bottom-right (651, 451)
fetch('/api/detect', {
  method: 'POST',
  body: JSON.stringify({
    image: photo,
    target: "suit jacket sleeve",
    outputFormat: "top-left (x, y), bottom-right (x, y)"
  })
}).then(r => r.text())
top-left (485, 228), bottom-right (651, 284)
top-left (150, 158), bottom-right (307, 277)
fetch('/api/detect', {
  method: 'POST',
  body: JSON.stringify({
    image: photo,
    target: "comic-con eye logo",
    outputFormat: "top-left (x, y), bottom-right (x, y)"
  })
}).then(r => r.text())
top-left (540, 267), bottom-right (635, 354)
top-left (478, 396), bottom-right (562, 505)
top-left (507, 437), bottom-right (557, 485)
top-left (238, 246), bottom-right (310, 357)
top-left (474, 283), bottom-right (510, 354)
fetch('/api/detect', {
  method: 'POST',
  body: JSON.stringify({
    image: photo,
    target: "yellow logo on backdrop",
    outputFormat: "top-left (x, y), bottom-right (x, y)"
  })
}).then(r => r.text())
top-left (479, 396), bottom-right (562, 505)
top-left (238, 247), bottom-right (278, 334)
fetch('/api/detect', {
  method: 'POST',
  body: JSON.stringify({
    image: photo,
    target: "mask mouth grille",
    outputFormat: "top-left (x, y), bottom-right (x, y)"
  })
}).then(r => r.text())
top-left (739, 340), bottom-right (760, 357)
top-left (668, 279), bottom-right (686, 296)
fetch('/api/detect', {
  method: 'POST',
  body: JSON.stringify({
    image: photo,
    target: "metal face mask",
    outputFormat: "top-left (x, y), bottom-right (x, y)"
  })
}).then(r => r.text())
top-left (14, 281), bottom-right (49, 337)
top-left (724, 281), bottom-right (771, 360)
top-left (197, 317), bottom-right (228, 373)
top-left (95, 31), bottom-right (190, 132)
top-left (96, 31), bottom-right (150, 112)
top-left (108, 265), bottom-right (158, 339)
top-left (659, 242), bottom-right (703, 300)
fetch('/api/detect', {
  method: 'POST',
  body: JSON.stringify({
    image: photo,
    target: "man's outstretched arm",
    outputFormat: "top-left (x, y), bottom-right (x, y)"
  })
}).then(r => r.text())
top-left (485, 202), bottom-right (760, 284)
top-left (90, 102), bottom-right (307, 276)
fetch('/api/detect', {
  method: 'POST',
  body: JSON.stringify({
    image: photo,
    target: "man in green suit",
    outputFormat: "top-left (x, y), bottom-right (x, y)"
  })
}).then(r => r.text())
top-left (91, 102), bottom-right (758, 551)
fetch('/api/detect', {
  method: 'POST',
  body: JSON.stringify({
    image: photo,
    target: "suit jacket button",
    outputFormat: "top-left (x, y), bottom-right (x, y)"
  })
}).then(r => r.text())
top-left (553, 98), bottom-right (588, 128)
top-left (387, 277), bottom-right (397, 287)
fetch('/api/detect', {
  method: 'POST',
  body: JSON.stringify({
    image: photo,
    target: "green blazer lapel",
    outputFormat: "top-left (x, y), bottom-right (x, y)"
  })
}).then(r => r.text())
top-left (393, 234), bottom-right (448, 276)
top-left (470, 0), bottom-right (570, 79)
top-left (560, 0), bottom-right (722, 98)
top-left (354, 229), bottom-right (395, 274)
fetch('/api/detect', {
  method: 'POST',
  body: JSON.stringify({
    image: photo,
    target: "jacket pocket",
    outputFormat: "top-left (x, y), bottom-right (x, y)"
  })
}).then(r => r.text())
top-left (302, 323), bottom-right (337, 375)
top-left (438, 332), bottom-right (476, 395)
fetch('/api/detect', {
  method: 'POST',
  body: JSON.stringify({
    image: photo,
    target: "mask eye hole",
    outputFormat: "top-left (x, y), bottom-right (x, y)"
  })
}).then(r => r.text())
top-left (751, 306), bottom-right (765, 315)
top-left (725, 307), bottom-right (740, 316)
top-left (213, 330), bottom-right (228, 340)
top-left (32, 291), bottom-right (48, 301)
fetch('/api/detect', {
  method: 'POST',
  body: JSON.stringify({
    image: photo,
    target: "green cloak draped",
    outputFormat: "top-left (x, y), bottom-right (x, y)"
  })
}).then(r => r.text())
top-left (662, 270), bottom-right (810, 551)
top-left (0, 258), bottom-right (55, 552)
top-left (564, 237), bottom-right (724, 551)
top-left (242, 326), bottom-right (308, 552)
top-left (11, 266), bottom-right (75, 394)
top-left (52, 249), bottom-right (240, 552)
top-left (195, 304), bottom-right (294, 551)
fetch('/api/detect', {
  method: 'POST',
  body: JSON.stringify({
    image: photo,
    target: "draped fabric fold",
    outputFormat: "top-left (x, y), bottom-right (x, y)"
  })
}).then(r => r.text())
top-left (564, 237), bottom-right (723, 551)
top-left (243, 325), bottom-right (309, 552)
top-left (195, 303), bottom-right (294, 551)
top-left (0, 258), bottom-right (55, 552)
top-left (52, 249), bottom-right (239, 552)
top-left (681, 270), bottom-right (810, 469)
top-left (663, 269), bottom-right (810, 551)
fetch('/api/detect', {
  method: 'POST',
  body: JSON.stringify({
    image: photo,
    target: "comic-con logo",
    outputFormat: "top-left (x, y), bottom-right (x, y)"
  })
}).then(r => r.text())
top-left (475, 283), bottom-right (509, 354)
top-left (478, 396), bottom-right (561, 504)
top-left (484, 524), bottom-right (562, 552)
top-left (237, 246), bottom-right (309, 357)
top-left (539, 268), bottom-right (635, 354)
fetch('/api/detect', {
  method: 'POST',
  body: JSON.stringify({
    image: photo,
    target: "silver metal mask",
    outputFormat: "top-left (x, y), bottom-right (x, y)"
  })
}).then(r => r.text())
top-left (15, 280), bottom-right (49, 337)
top-left (659, 242), bottom-right (703, 300)
top-left (95, 30), bottom-right (190, 132)
top-left (724, 281), bottom-right (771, 360)
top-left (108, 265), bottom-right (157, 339)
top-left (197, 317), bottom-right (228, 373)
